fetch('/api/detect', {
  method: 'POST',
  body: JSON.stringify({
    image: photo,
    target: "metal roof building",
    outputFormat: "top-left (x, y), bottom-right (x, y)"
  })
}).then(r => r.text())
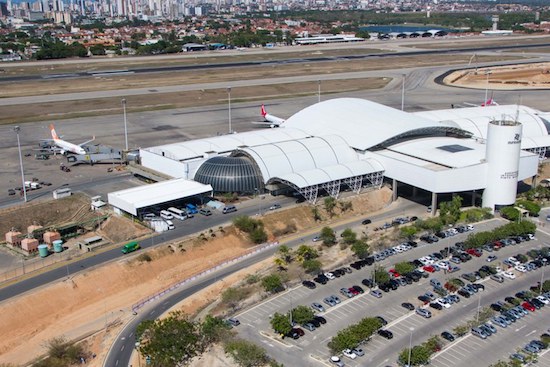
top-left (124, 97), bottom-right (550, 214)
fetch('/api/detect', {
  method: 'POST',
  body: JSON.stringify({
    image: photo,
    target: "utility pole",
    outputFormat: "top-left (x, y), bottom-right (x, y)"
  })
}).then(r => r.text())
top-left (317, 80), bottom-right (321, 103)
top-left (122, 98), bottom-right (128, 151)
top-left (227, 87), bottom-right (232, 134)
top-left (401, 74), bottom-right (406, 111)
top-left (14, 126), bottom-right (27, 202)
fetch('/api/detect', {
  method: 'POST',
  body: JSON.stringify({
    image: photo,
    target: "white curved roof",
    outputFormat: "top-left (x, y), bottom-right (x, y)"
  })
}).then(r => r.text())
top-left (283, 98), bottom-right (460, 151)
top-left (145, 127), bottom-right (311, 161)
top-left (239, 135), bottom-right (383, 188)
top-left (413, 105), bottom-right (550, 147)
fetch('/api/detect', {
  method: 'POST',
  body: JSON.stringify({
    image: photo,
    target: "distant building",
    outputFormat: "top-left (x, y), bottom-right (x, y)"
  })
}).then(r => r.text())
top-left (0, 1), bottom-right (9, 17)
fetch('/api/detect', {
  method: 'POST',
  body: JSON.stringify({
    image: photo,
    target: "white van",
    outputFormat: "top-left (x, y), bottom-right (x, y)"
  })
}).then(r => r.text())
top-left (159, 210), bottom-right (174, 220)
top-left (165, 220), bottom-right (175, 230)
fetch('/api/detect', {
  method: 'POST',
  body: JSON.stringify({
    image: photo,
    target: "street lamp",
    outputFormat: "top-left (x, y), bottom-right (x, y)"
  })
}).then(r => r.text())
top-left (135, 342), bottom-right (141, 367)
top-left (540, 260), bottom-right (547, 294)
top-left (476, 288), bottom-right (482, 323)
top-left (122, 98), bottom-right (128, 151)
top-left (14, 126), bottom-right (27, 202)
top-left (317, 80), bottom-right (321, 103)
top-left (407, 327), bottom-right (414, 367)
top-left (227, 87), bottom-right (232, 134)
top-left (401, 74), bottom-right (406, 111)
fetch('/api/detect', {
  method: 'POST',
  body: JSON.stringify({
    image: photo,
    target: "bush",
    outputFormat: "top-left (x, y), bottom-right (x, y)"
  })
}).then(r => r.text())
top-left (302, 259), bottom-right (322, 274)
top-left (398, 345), bottom-right (431, 366)
top-left (500, 206), bottom-right (520, 221)
top-left (137, 253), bottom-right (152, 262)
top-left (461, 207), bottom-right (493, 222)
top-left (261, 274), bottom-right (284, 293)
top-left (233, 215), bottom-right (268, 244)
top-left (224, 339), bottom-right (270, 367)
top-left (516, 200), bottom-right (541, 216)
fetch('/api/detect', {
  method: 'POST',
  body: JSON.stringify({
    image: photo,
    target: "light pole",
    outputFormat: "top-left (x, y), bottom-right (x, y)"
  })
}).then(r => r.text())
top-left (135, 342), bottom-right (141, 367)
top-left (407, 327), bottom-right (414, 367)
top-left (540, 260), bottom-right (547, 294)
top-left (476, 289), bottom-right (482, 323)
top-left (14, 126), bottom-right (27, 202)
top-left (317, 80), bottom-right (321, 103)
top-left (122, 98), bottom-right (128, 151)
top-left (401, 74), bottom-right (406, 111)
top-left (227, 87), bottom-right (232, 134)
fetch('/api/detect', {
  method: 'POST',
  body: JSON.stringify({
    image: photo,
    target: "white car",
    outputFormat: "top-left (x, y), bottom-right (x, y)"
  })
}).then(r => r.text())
top-left (330, 356), bottom-right (344, 366)
top-left (502, 271), bottom-right (516, 279)
top-left (507, 257), bottom-right (521, 266)
top-left (437, 261), bottom-right (450, 270)
top-left (342, 349), bottom-right (357, 359)
top-left (514, 264), bottom-right (527, 273)
top-left (324, 272), bottom-right (336, 280)
top-left (536, 295), bottom-right (549, 305)
top-left (436, 298), bottom-right (451, 309)
top-left (466, 224), bottom-right (474, 231)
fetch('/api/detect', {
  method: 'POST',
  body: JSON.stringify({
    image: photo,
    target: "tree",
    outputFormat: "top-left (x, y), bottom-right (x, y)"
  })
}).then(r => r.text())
top-left (340, 228), bottom-right (357, 245)
top-left (224, 339), bottom-right (270, 367)
top-left (453, 324), bottom-right (469, 336)
top-left (270, 312), bottom-right (292, 335)
top-left (439, 195), bottom-right (462, 224)
top-left (291, 305), bottom-right (315, 324)
top-left (400, 226), bottom-right (418, 239)
top-left (394, 261), bottom-right (415, 275)
top-left (423, 335), bottom-right (442, 353)
top-left (262, 274), bottom-right (284, 293)
top-left (328, 329), bottom-right (361, 353)
top-left (398, 345), bottom-right (431, 366)
top-left (311, 206), bottom-right (323, 221)
top-left (295, 244), bottom-right (318, 261)
top-left (302, 258), bottom-right (322, 274)
top-left (201, 315), bottom-right (231, 344)
top-left (320, 226), bottom-right (336, 246)
top-left (373, 265), bottom-right (390, 285)
top-left (351, 240), bottom-right (370, 259)
top-left (138, 311), bottom-right (201, 367)
top-left (516, 200), bottom-right (541, 216)
top-left (277, 245), bottom-right (293, 263)
top-left (249, 227), bottom-right (268, 244)
top-left (324, 197), bottom-right (337, 217)
top-left (339, 200), bottom-right (353, 212)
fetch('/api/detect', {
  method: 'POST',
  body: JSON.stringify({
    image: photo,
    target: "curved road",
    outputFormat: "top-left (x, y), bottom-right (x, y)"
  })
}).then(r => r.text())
top-left (105, 199), bottom-right (422, 367)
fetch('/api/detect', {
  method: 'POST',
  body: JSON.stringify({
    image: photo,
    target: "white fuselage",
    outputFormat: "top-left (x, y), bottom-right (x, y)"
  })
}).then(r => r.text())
top-left (54, 138), bottom-right (86, 155)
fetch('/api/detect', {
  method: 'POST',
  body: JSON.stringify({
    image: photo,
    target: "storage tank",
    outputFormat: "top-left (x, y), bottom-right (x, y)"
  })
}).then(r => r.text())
top-left (482, 119), bottom-right (522, 211)
top-left (53, 240), bottom-right (63, 253)
top-left (38, 244), bottom-right (49, 258)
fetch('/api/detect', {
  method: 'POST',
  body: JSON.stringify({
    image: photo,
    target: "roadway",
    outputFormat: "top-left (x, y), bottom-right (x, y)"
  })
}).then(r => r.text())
top-left (2, 42), bottom-right (550, 84)
top-left (105, 198), bottom-right (426, 367)
top-left (1, 42), bottom-right (550, 106)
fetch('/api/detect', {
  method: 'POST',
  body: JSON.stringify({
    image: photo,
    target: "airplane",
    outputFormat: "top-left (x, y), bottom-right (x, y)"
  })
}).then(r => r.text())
top-left (460, 92), bottom-right (499, 108)
top-left (41, 124), bottom-right (95, 155)
top-left (252, 105), bottom-right (286, 128)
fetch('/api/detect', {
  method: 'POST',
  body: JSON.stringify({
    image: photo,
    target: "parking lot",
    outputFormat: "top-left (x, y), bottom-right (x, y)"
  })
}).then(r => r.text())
top-left (234, 219), bottom-right (550, 366)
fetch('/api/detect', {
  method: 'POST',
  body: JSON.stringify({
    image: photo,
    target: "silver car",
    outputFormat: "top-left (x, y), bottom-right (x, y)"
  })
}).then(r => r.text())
top-left (371, 289), bottom-right (383, 298)
top-left (311, 302), bottom-right (325, 312)
top-left (416, 307), bottom-right (432, 318)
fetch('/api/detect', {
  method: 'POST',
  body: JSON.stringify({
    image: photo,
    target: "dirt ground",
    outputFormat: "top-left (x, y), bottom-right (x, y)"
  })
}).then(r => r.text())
top-left (0, 53), bottom-right (517, 124)
top-left (443, 62), bottom-right (550, 90)
top-left (0, 188), bottom-right (392, 366)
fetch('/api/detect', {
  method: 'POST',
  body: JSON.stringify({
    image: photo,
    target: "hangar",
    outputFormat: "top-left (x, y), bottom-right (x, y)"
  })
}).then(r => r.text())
top-left (109, 98), bottom-right (550, 216)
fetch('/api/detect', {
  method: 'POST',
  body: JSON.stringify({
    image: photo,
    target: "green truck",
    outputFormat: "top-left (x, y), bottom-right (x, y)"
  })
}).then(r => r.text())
top-left (121, 241), bottom-right (141, 254)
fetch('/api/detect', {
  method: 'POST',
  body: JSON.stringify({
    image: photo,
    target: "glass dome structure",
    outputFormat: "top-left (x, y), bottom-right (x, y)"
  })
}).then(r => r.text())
top-left (194, 156), bottom-right (264, 194)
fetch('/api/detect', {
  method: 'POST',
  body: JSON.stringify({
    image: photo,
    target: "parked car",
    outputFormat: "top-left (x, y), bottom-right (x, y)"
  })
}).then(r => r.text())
top-left (311, 302), bottom-right (325, 312)
top-left (378, 329), bottom-right (394, 339)
top-left (342, 349), bottom-right (357, 359)
top-left (330, 356), bottom-right (345, 367)
top-left (371, 289), bottom-right (383, 298)
top-left (302, 280), bottom-right (316, 289)
top-left (416, 308), bottom-right (432, 318)
top-left (441, 331), bottom-right (455, 342)
top-left (402, 302), bottom-right (415, 311)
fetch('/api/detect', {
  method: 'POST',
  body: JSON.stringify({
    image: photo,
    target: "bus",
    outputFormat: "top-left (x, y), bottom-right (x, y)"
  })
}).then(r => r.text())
top-left (167, 207), bottom-right (187, 220)
top-left (121, 241), bottom-right (140, 254)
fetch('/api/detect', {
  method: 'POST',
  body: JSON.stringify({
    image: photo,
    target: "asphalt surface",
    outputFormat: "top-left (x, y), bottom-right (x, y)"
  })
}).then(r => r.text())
top-left (2, 43), bottom-right (550, 84)
top-left (105, 198), bottom-right (426, 367)
top-left (0, 194), bottom-right (294, 302)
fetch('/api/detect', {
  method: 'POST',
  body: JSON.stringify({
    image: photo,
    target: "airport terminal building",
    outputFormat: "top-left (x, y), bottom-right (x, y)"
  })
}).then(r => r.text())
top-left (110, 98), bottom-right (550, 216)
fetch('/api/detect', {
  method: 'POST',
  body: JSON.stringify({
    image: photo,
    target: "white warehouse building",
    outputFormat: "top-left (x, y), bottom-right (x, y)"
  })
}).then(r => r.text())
top-left (114, 98), bottom-right (550, 216)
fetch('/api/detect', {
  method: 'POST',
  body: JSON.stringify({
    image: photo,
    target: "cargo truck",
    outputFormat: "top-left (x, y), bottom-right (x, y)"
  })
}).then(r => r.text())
top-left (121, 241), bottom-right (141, 254)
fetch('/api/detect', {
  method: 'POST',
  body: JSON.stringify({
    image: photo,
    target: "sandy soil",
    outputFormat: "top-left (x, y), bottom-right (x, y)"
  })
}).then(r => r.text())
top-left (0, 188), bottom-right (392, 366)
top-left (443, 62), bottom-right (550, 90)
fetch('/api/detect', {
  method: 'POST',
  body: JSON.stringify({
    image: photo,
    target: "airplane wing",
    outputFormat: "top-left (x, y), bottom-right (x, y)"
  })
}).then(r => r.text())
top-left (78, 136), bottom-right (95, 146)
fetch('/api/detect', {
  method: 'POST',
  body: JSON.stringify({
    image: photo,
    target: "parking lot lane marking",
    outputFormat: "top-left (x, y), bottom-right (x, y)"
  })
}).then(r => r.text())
top-left (234, 284), bottom-right (303, 318)
top-left (515, 325), bottom-right (527, 332)
top-left (258, 331), bottom-right (293, 348)
top-left (431, 334), bottom-right (472, 360)
top-left (309, 353), bottom-right (333, 367)
top-left (525, 329), bottom-right (537, 337)
top-left (385, 309), bottom-right (416, 328)
top-left (375, 358), bottom-right (389, 367)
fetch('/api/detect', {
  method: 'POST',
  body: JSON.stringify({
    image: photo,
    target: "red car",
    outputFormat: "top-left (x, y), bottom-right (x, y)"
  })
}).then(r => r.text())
top-left (493, 241), bottom-right (503, 250)
top-left (348, 287), bottom-right (360, 296)
top-left (466, 248), bottom-right (482, 257)
top-left (522, 301), bottom-right (536, 312)
top-left (389, 269), bottom-right (401, 278)
top-left (423, 265), bottom-right (436, 273)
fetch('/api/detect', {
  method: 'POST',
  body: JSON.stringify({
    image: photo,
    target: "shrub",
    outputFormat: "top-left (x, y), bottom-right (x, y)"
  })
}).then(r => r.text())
top-left (137, 253), bottom-right (152, 262)
top-left (261, 274), bottom-right (284, 293)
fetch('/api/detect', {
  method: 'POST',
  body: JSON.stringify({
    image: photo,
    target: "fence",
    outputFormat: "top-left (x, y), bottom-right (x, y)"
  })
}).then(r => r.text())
top-left (0, 250), bottom-right (74, 283)
top-left (131, 241), bottom-right (280, 312)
